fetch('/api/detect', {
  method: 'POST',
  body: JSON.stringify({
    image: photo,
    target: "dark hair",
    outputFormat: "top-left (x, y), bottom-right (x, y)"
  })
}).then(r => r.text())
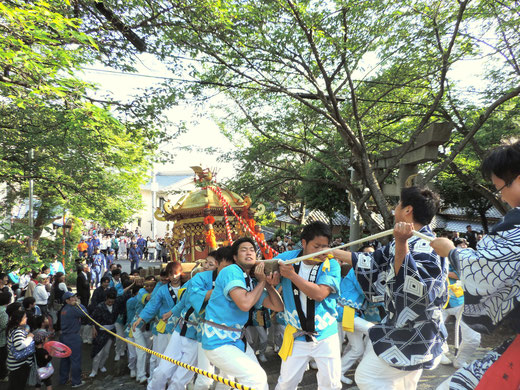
top-left (0, 291), bottom-right (11, 305)
top-left (112, 269), bottom-right (121, 277)
top-left (454, 238), bottom-right (468, 246)
top-left (106, 290), bottom-right (117, 300)
top-left (165, 261), bottom-right (182, 276)
top-left (53, 272), bottom-right (65, 286)
top-left (131, 285), bottom-right (141, 295)
top-left (28, 314), bottom-right (43, 331)
top-left (23, 296), bottom-right (36, 309)
top-left (100, 277), bottom-right (110, 284)
top-left (207, 250), bottom-right (218, 260)
top-left (215, 246), bottom-right (233, 264)
top-left (41, 265), bottom-right (49, 273)
top-left (31, 270), bottom-right (40, 279)
top-left (231, 237), bottom-right (256, 257)
top-left (159, 269), bottom-right (168, 277)
top-left (359, 244), bottom-right (375, 252)
top-left (6, 302), bottom-right (21, 317)
top-left (121, 278), bottom-right (133, 289)
top-left (6, 309), bottom-right (26, 336)
top-left (400, 186), bottom-right (440, 225)
top-left (481, 139), bottom-right (520, 184)
top-left (0, 273), bottom-right (6, 281)
top-left (300, 221), bottom-right (332, 243)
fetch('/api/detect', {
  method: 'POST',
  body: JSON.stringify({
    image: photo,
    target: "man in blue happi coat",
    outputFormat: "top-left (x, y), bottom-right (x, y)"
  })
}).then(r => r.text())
top-left (275, 221), bottom-right (342, 390)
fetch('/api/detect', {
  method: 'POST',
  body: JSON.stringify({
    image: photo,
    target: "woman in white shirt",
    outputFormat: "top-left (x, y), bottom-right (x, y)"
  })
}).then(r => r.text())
top-left (147, 239), bottom-right (156, 261)
top-left (33, 275), bottom-right (50, 318)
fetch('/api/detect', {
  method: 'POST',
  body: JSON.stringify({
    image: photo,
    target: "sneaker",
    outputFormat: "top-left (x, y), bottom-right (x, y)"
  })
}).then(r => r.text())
top-left (130, 369), bottom-right (136, 378)
top-left (258, 353), bottom-right (267, 363)
top-left (341, 375), bottom-right (353, 385)
top-left (114, 353), bottom-right (120, 361)
top-left (89, 371), bottom-right (97, 378)
top-left (138, 377), bottom-right (147, 384)
top-left (453, 360), bottom-right (467, 369)
top-left (440, 354), bottom-right (452, 365)
top-left (72, 381), bottom-right (85, 388)
top-left (100, 366), bottom-right (107, 373)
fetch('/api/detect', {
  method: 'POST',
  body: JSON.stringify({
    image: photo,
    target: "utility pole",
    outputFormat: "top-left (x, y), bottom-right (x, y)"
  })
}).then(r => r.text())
top-left (28, 149), bottom-right (34, 253)
top-left (151, 168), bottom-right (158, 239)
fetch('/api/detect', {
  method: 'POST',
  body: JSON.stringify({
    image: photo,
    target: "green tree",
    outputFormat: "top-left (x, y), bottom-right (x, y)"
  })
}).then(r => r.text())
top-left (0, 1), bottom-right (170, 270)
top-left (69, 0), bottom-right (520, 231)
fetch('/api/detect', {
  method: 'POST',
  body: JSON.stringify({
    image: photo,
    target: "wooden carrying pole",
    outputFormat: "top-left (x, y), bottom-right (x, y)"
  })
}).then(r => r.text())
top-left (262, 229), bottom-right (434, 266)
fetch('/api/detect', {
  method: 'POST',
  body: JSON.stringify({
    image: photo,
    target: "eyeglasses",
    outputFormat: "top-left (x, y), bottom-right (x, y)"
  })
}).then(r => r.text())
top-left (493, 182), bottom-right (509, 194)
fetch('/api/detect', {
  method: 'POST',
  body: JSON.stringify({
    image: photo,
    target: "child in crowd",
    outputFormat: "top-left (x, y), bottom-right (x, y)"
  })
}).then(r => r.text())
top-left (34, 331), bottom-right (53, 390)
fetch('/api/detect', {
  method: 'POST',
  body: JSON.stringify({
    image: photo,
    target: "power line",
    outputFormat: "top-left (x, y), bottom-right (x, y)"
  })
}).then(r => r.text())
top-left (82, 67), bottom-right (516, 100)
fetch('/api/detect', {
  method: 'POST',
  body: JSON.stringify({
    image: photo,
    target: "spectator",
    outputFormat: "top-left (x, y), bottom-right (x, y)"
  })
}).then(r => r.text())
top-left (23, 296), bottom-right (41, 318)
top-left (6, 309), bottom-right (34, 390)
top-left (147, 238), bottom-right (156, 261)
top-left (0, 291), bottom-right (11, 381)
top-left (59, 292), bottom-right (86, 388)
top-left (34, 275), bottom-right (50, 318)
top-left (33, 330), bottom-right (53, 390)
top-left (89, 290), bottom-right (118, 378)
top-left (129, 243), bottom-right (143, 273)
top-left (52, 272), bottom-right (67, 306)
top-left (76, 263), bottom-right (92, 345)
top-left (25, 270), bottom-right (40, 298)
top-left (464, 225), bottom-right (478, 249)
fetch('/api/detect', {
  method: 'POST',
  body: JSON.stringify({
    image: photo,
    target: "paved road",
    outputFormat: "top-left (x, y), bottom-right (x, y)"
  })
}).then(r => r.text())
top-left (0, 318), bottom-right (504, 390)
top-left (0, 258), bottom-right (513, 390)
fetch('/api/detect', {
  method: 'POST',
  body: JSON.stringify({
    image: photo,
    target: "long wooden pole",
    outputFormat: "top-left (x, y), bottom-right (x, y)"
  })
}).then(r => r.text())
top-left (262, 229), bottom-right (434, 265)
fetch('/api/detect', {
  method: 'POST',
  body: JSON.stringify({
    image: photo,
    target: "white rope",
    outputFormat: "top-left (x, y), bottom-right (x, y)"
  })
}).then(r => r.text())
top-left (263, 228), bottom-right (434, 265)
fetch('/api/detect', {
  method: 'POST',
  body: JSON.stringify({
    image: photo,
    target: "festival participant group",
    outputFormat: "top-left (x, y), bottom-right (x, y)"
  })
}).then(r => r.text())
top-left (1, 140), bottom-right (519, 390)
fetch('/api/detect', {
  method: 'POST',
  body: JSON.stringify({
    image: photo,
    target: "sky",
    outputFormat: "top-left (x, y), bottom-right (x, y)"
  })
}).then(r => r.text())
top-left (79, 53), bottom-right (238, 181)
top-left (79, 46), bottom-right (489, 184)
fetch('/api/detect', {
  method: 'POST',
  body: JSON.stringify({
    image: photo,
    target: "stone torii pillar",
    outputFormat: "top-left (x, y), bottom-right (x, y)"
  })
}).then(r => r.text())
top-left (376, 122), bottom-right (453, 197)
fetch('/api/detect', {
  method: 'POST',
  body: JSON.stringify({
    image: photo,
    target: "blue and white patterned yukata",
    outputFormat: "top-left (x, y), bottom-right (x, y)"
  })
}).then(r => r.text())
top-left (444, 207), bottom-right (520, 390)
top-left (352, 225), bottom-right (448, 371)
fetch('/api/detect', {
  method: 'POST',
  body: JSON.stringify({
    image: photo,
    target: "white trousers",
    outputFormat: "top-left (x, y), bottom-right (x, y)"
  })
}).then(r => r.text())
top-left (114, 322), bottom-right (126, 357)
top-left (149, 332), bottom-right (171, 375)
top-left (272, 323), bottom-right (285, 352)
top-left (134, 327), bottom-right (153, 381)
top-left (275, 333), bottom-right (341, 390)
top-left (340, 317), bottom-right (373, 374)
top-left (193, 342), bottom-right (234, 390)
top-left (245, 326), bottom-right (268, 355)
top-left (127, 336), bottom-right (137, 371)
top-left (92, 339), bottom-right (113, 374)
top-left (147, 332), bottom-right (198, 390)
top-left (205, 343), bottom-right (268, 390)
top-left (443, 306), bottom-right (481, 365)
top-left (81, 324), bottom-right (93, 343)
top-left (193, 343), bottom-right (213, 390)
top-left (355, 341), bottom-right (423, 390)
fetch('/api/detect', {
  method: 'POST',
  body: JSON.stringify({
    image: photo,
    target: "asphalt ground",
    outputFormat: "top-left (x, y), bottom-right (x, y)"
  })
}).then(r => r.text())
top-left (0, 257), bottom-right (515, 389)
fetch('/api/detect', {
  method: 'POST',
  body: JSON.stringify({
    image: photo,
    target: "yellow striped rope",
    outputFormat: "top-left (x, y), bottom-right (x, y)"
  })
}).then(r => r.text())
top-left (75, 304), bottom-right (255, 390)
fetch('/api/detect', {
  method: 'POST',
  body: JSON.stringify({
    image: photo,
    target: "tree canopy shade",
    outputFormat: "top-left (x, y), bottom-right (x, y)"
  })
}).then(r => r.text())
top-left (3, 0), bottom-right (520, 239)
top-left (55, 0), bottom-right (520, 230)
top-left (0, 0), bottom-right (168, 247)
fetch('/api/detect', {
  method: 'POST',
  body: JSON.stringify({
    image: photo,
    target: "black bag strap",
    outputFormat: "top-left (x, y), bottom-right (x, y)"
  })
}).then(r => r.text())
top-left (291, 258), bottom-right (320, 341)
top-left (168, 284), bottom-right (178, 304)
top-left (200, 270), bottom-right (219, 315)
top-left (180, 306), bottom-right (195, 336)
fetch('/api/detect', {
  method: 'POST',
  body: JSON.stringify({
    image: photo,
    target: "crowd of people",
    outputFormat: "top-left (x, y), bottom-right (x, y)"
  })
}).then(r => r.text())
top-left (1, 140), bottom-right (518, 390)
